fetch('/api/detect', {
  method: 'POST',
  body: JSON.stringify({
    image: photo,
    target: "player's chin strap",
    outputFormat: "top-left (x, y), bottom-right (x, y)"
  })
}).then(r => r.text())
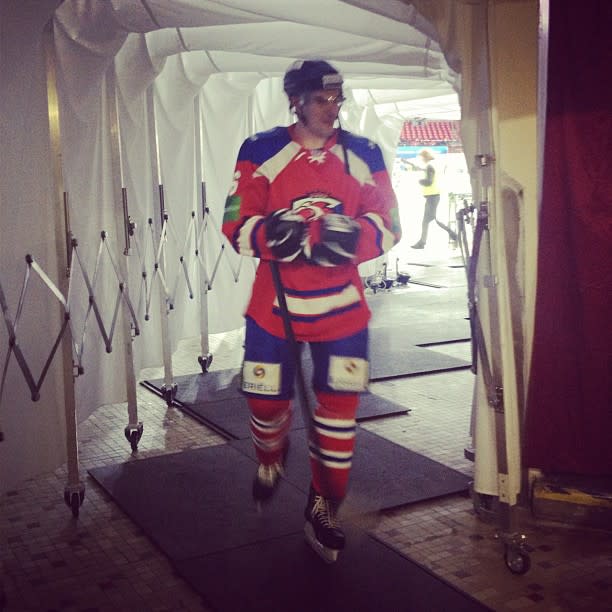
top-left (270, 261), bottom-right (315, 446)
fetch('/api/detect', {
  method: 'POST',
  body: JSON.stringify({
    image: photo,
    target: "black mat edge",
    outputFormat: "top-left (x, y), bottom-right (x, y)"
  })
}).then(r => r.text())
top-left (370, 362), bottom-right (471, 381)
top-left (140, 379), bottom-right (410, 427)
top-left (406, 279), bottom-right (445, 288)
top-left (416, 338), bottom-right (471, 348)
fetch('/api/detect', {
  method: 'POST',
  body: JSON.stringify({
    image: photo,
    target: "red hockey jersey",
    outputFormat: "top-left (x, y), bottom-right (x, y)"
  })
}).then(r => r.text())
top-left (222, 124), bottom-right (401, 342)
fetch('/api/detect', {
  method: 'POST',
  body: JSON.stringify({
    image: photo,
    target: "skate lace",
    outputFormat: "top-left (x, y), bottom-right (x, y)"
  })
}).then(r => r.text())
top-left (312, 495), bottom-right (339, 528)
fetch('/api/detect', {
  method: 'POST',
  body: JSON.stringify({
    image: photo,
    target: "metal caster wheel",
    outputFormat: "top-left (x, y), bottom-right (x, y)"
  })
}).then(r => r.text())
top-left (504, 545), bottom-right (531, 575)
top-left (64, 487), bottom-right (85, 518)
top-left (161, 383), bottom-right (177, 407)
top-left (124, 422), bottom-right (144, 452)
top-left (198, 353), bottom-right (213, 373)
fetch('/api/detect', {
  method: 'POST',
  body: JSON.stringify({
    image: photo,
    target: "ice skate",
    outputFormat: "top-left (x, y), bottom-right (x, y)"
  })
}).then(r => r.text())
top-left (304, 485), bottom-right (345, 563)
top-left (252, 461), bottom-right (284, 504)
top-left (252, 441), bottom-right (289, 506)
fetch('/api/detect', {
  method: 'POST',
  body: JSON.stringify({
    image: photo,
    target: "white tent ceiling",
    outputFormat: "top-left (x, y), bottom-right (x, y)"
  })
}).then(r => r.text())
top-left (54, 0), bottom-right (461, 121)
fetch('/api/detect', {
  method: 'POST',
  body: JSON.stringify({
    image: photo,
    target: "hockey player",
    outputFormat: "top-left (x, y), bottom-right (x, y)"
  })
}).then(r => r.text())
top-left (222, 60), bottom-right (401, 562)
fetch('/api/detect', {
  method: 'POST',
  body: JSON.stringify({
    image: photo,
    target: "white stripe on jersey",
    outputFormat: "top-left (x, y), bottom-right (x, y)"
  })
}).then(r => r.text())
top-left (254, 141), bottom-right (302, 183)
top-left (237, 215), bottom-right (263, 256)
top-left (330, 145), bottom-right (376, 187)
top-left (273, 283), bottom-right (361, 317)
top-left (363, 212), bottom-right (396, 252)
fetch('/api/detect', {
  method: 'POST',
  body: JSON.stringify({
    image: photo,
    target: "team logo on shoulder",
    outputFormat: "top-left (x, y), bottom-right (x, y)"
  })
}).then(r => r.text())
top-left (291, 193), bottom-right (344, 220)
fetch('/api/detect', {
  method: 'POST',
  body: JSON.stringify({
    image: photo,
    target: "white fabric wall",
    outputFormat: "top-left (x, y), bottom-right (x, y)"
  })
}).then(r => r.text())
top-left (0, 0), bottom-right (67, 491)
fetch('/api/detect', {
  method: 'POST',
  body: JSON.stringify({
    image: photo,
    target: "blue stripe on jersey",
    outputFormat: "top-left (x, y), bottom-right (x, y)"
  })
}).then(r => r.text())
top-left (341, 131), bottom-right (386, 174)
top-left (362, 215), bottom-right (384, 254)
top-left (282, 281), bottom-right (353, 299)
top-left (238, 127), bottom-right (292, 166)
top-left (250, 217), bottom-right (265, 258)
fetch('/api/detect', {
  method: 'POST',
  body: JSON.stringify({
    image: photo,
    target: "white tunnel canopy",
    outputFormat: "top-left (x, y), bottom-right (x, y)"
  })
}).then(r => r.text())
top-left (44, 0), bottom-right (466, 424)
top-left (54, 0), bottom-right (461, 121)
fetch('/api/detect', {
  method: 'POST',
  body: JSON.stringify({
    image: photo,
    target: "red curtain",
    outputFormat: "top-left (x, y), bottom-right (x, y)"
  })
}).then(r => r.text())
top-left (525, 2), bottom-right (612, 474)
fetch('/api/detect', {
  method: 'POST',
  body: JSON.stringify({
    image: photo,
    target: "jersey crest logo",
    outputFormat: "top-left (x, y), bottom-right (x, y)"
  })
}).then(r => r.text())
top-left (307, 149), bottom-right (327, 164)
top-left (290, 193), bottom-right (344, 220)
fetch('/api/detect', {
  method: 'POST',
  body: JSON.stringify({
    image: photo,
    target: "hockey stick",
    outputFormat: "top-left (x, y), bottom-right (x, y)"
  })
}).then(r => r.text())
top-left (269, 260), bottom-right (315, 443)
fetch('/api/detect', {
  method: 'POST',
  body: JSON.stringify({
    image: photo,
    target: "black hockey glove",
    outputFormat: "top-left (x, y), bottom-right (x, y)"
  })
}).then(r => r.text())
top-left (309, 214), bottom-right (361, 267)
top-left (264, 208), bottom-right (306, 261)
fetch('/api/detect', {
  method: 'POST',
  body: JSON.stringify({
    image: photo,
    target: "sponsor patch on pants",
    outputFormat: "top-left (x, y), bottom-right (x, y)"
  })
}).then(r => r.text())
top-left (242, 361), bottom-right (281, 395)
top-left (328, 356), bottom-right (368, 392)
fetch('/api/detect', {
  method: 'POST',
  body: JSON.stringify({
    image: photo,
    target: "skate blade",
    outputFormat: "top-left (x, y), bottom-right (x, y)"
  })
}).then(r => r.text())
top-left (304, 522), bottom-right (339, 564)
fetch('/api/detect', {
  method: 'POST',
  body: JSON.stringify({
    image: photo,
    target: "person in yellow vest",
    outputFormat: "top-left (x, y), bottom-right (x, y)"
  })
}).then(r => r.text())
top-left (410, 149), bottom-right (457, 249)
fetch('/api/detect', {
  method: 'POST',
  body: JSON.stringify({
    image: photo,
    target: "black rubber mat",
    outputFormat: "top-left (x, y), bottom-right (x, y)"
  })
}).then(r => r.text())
top-left (367, 285), bottom-right (469, 323)
top-left (369, 341), bottom-right (470, 380)
top-left (88, 444), bottom-right (305, 561)
top-left (173, 526), bottom-right (491, 612)
top-left (370, 319), bottom-right (470, 347)
top-left (88, 441), bottom-right (479, 611)
top-left (88, 432), bottom-right (469, 559)
top-left (141, 378), bottom-right (409, 440)
top-left (231, 427), bottom-right (470, 515)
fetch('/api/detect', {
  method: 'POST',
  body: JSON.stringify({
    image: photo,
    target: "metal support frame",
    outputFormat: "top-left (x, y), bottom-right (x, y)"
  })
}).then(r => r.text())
top-left (194, 93), bottom-right (213, 373)
top-left (106, 66), bottom-right (143, 452)
top-left (43, 19), bottom-right (85, 517)
top-left (145, 86), bottom-right (176, 406)
top-left (470, 155), bottom-right (530, 574)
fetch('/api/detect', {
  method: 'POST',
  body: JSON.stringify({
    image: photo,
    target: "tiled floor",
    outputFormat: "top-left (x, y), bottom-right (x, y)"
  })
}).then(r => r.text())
top-left (2, 296), bottom-right (612, 611)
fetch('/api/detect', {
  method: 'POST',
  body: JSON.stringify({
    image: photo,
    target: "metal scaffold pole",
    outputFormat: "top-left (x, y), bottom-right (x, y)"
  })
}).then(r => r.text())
top-left (472, 153), bottom-right (529, 574)
top-left (145, 85), bottom-right (176, 406)
top-left (194, 93), bottom-right (213, 373)
top-left (106, 66), bottom-right (143, 451)
top-left (43, 19), bottom-right (85, 517)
